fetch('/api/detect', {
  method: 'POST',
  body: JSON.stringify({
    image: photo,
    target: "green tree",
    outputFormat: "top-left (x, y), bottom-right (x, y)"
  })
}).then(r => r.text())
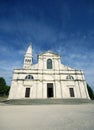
top-left (5, 85), bottom-right (10, 95)
top-left (87, 84), bottom-right (94, 100)
top-left (0, 77), bottom-right (6, 96)
top-left (0, 77), bottom-right (10, 96)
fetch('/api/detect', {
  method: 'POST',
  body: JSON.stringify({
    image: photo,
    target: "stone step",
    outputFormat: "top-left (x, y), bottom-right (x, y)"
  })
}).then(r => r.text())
top-left (3, 98), bottom-right (92, 105)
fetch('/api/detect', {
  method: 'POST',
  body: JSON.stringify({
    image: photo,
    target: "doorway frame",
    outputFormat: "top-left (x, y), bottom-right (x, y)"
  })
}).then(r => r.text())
top-left (47, 83), bottom-right (54, 98)
top-left (25, 88), bottom-right (30, 98)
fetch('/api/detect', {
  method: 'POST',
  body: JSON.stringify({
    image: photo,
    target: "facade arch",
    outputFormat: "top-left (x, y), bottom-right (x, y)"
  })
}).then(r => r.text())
top-left (66, 75), bottom-right (74, 80)
top-left (25, 75), bottom-right (34, 80)
top-left (47, 59), bottom-right (52, 69)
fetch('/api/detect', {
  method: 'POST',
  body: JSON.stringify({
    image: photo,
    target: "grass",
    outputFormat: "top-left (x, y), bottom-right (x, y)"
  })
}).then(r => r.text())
top-left (0, 96), bottom-right (8, 102)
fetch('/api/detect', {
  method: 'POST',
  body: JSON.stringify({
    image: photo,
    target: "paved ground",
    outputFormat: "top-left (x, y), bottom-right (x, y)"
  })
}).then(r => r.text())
top-left (0, 104), bottom-right (94, 130)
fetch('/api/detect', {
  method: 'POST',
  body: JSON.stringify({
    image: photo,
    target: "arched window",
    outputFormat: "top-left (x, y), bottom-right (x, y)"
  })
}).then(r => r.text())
top-left (25, 75), bottom-right (34, 80)
top-left (47, 59), bottom-right (52, 69)
top-left (25, 59), bottom-right (31, 62)
top-left (66, 75), bottom-right (74, 80)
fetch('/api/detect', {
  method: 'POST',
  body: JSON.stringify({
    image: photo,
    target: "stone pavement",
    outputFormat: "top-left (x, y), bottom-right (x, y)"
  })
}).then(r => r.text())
top-left (0, 104), bottom-right (94, 130)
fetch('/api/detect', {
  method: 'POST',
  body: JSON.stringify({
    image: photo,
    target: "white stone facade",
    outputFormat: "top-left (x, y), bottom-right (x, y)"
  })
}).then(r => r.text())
top-left (9, 44), bottom-right (90, 99)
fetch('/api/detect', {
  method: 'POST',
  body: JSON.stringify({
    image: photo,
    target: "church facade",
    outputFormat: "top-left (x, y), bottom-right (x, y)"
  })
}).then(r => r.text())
top-left (9, 44), bottom-right (90, 99)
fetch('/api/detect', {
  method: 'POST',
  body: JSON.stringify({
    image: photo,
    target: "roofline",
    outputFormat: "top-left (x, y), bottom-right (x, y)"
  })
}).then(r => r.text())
top-left (38, 50), bottom-right (60, 57)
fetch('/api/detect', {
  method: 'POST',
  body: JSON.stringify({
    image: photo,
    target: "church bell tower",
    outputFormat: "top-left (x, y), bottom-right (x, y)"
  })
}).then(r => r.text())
top-left (23, 44), bottom-right (33, 69)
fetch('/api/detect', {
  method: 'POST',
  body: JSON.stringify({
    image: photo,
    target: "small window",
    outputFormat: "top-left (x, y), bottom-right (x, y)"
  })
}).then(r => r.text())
top-left (69, 88), bottom-right (75, 97)
top-left (25, 75), bottom-right (34, 80)
top-left (28, 59), bottom-right (31, 62)
top-left (66, 75), bottom-right (74, 80)
top-left (47, 59), bottom-right (52, 69)
top-left (25, 59), bottom-right (31, 62)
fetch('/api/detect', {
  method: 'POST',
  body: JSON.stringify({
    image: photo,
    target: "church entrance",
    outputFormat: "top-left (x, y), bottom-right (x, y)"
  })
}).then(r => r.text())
top-left (47, 83), bottom-right (53, 98)
top-left (25, 88), bottom-right (30, 97)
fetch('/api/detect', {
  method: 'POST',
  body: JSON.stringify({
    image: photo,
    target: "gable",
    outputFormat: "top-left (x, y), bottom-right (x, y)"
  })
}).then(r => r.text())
top-left (38, 51), bottom-right (60, 58)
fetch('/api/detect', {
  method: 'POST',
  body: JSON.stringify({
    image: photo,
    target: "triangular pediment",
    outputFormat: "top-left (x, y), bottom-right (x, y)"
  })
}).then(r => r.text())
top-left (38, 50), bottom-right (60, 57)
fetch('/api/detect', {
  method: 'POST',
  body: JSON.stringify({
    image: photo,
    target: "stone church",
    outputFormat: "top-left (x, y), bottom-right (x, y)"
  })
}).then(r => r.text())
top-left (9, 44), bottom-right (90, 99)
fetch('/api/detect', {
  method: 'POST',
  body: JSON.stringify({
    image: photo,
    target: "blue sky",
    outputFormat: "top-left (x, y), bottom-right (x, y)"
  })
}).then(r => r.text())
top-left (0, 0), bottom-right (94, 90)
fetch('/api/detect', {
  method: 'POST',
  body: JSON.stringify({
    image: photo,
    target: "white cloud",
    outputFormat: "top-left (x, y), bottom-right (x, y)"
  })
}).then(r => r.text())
top-left (0, 39), bottom-right (94, 91)
top-left (0, 16), bottom-right (94, 91)
top-left (0, 60), bottom-right (22, 85)
top-left (54, 44), bottom-right (94, 90)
